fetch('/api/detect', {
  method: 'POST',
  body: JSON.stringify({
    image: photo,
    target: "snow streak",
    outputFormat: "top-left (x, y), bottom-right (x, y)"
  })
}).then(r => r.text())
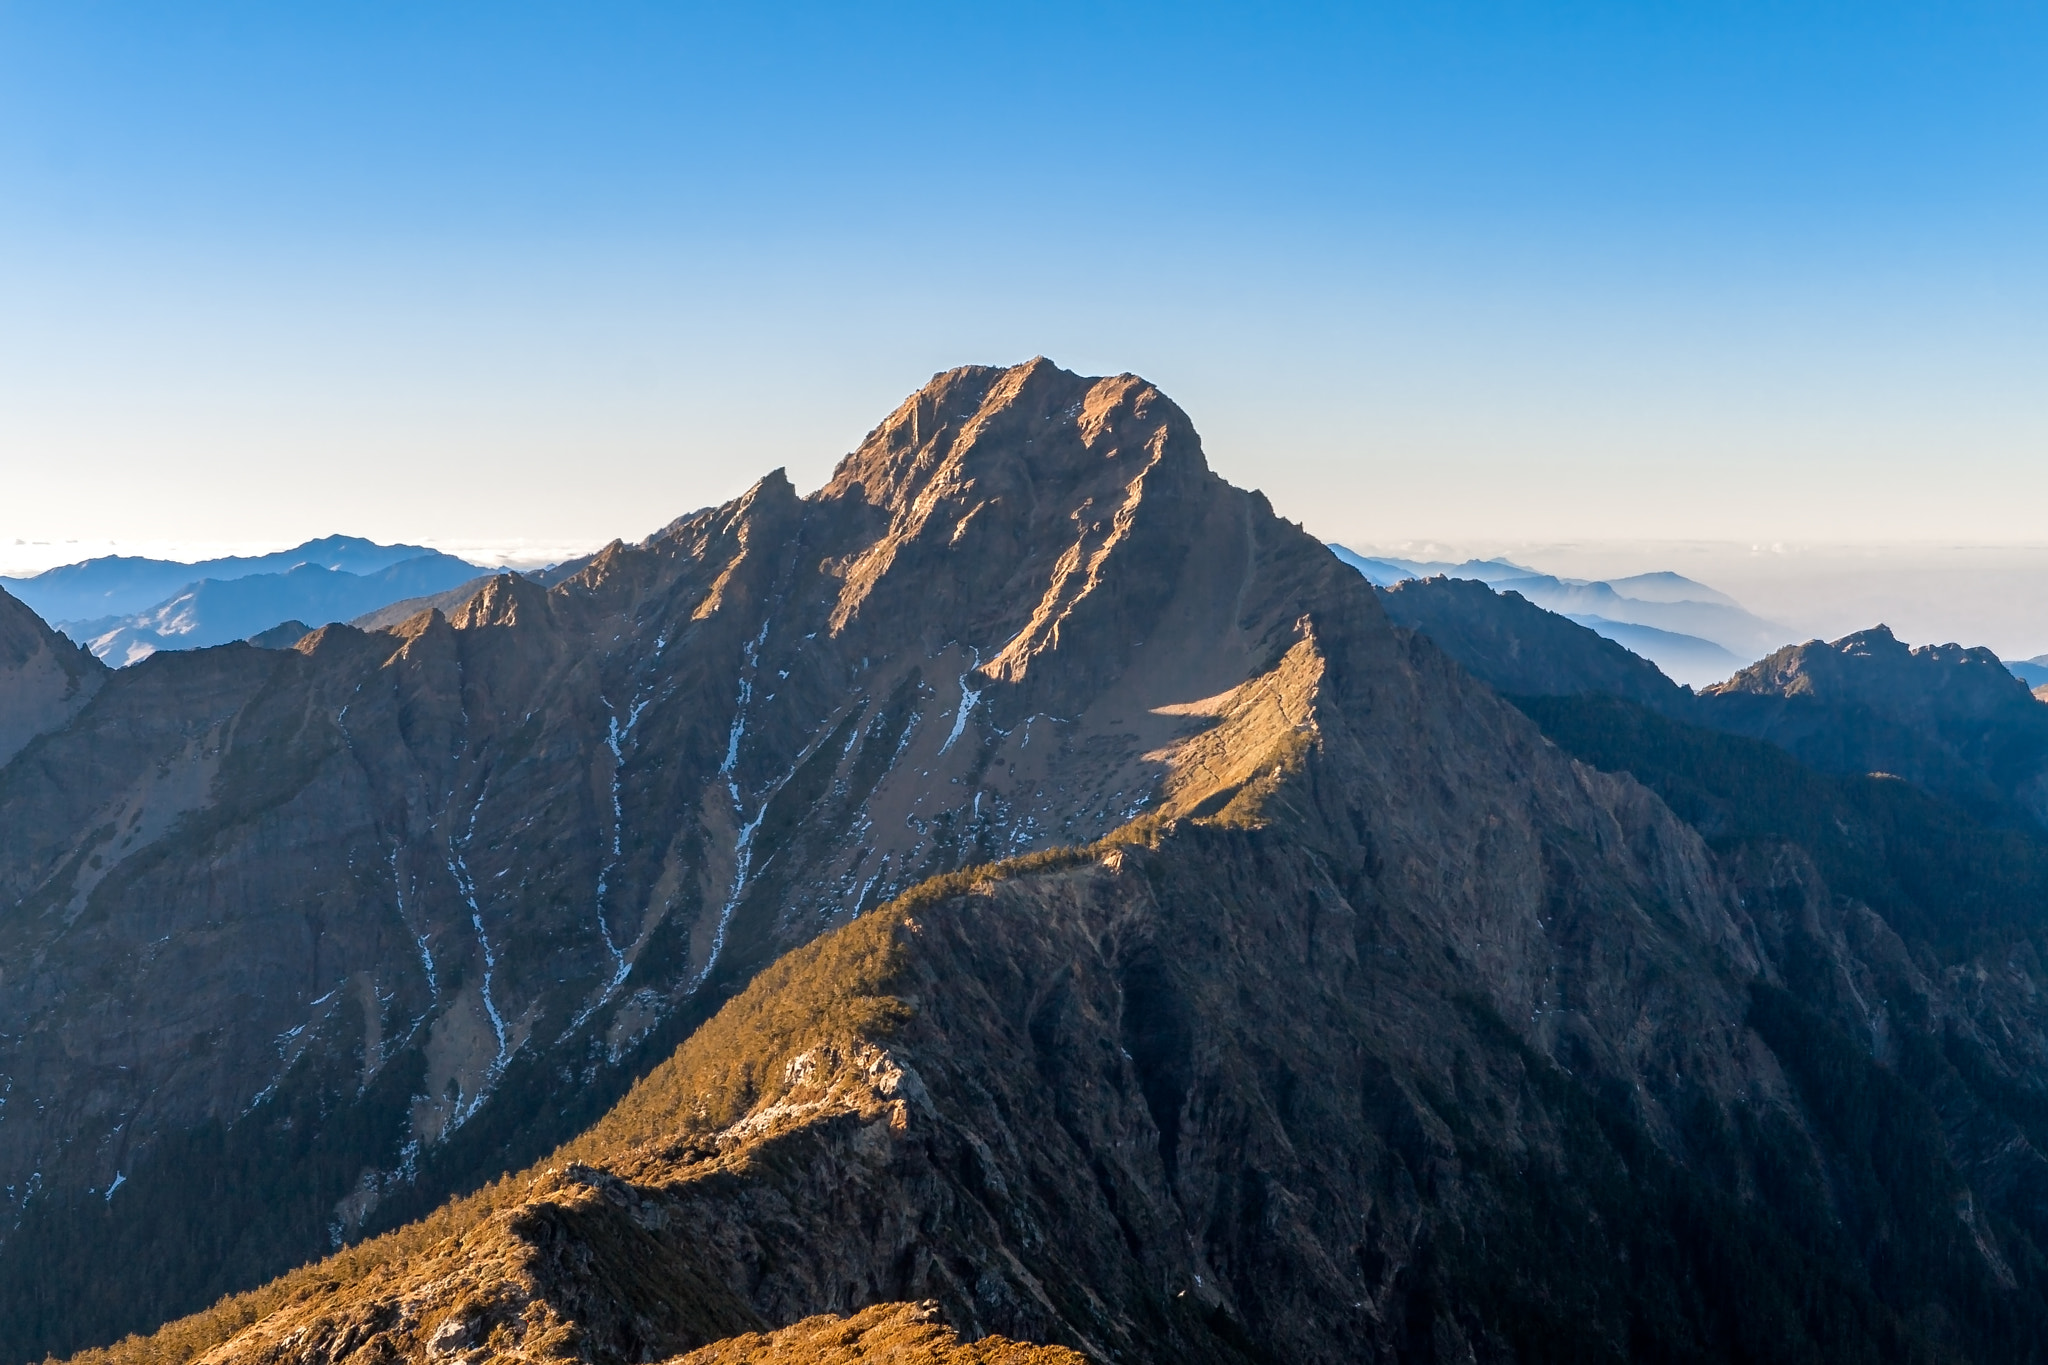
top-left (446, 781), bottom-right (508, 1125)
top-left (939, 647), bottom-right (983, 755)
top-left (393, 847), bottom-right (437, 1003)
top-left (694, 620), bottom-right (775, 992)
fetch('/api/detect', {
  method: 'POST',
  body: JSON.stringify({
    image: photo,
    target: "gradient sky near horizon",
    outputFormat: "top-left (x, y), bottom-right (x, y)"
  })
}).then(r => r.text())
top-left (3, 2), bottom-right (2045, 569)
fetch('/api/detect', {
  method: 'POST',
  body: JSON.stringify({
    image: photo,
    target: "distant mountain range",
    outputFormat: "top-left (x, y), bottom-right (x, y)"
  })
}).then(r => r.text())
top-left (0, 537), bottom-right (492, 666)
top-left (1330, 548), bottom-right (1785, 686)
top-left (71, 558), bottom-right (492, 665)
top-left (0, 535), bottom-right (468, 621)
top-left (2006, 654), bottom-right (2048, 690)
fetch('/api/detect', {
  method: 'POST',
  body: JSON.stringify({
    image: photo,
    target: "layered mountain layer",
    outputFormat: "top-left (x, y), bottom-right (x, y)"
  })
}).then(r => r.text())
top-left (70, 556), bottom-right (492, 666)
top-left (2, 537), bottom-right (474, 626)
top-left (1332, 548), bottom-right (1785, 685)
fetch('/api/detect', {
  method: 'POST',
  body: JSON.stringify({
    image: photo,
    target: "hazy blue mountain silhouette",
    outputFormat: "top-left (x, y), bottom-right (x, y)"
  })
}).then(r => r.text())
top-left (1565, 613), bottom-right (1743, 680)
top-left (1332, 546), bottom-right (1782, 686)
top-left (1, 535), bottom-right (465, 624)
top-left (2005, 654), bottom-right (2048, 689)
top-left (74, 555), bottom-right (488, 665)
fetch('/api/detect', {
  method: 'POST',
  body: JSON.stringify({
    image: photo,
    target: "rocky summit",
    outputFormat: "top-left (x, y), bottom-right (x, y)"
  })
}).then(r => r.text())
top-left (1, 360), bottom-right (1366, 1356)
top-left (12, 361), bottom-right (2048, 1365)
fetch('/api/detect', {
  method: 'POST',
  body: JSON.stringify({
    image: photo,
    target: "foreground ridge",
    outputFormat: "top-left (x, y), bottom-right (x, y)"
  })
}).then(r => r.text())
top-left (661, 1302), bottom-right (1086, 1364)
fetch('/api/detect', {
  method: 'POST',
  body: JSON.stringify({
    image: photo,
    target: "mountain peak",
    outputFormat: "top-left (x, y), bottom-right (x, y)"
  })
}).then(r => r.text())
top-left (822, 359), bottom-right (1207, 512)
top-left (815, 360), bottom-right (1217, 662)
top-left (1709, 623), bottom-right (2028, 713)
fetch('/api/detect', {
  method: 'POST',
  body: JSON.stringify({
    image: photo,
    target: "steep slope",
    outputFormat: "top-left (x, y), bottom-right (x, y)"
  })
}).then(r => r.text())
top-left (1701, 625), bottom-right (2048, 827)
top-left (0, 360), bottom-right (1377, 1358)
top-left (347, 576), bottom-right (498, 633)
top-left (84, 598), bottom-right (2048, 1364)
top-left (0, 587), bottom-right (105, 768)
top-left (247, 621), bottom-right (317, 650)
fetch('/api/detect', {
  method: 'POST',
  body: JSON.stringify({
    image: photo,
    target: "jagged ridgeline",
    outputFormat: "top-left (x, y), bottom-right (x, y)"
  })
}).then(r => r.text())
top-left (9, 360), bottom-right (2048, 1364)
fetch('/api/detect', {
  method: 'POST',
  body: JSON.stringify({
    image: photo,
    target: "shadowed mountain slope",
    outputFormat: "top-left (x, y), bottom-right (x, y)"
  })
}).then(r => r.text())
top-left (1374, 580), bottom-right (2048, 835)
top-left (74, 588), bottom-right (2048, 1364)
top-left (1375, 575), bottom-right (1690, 711)
top-left (1701, 626), bottom-right (2048, 827)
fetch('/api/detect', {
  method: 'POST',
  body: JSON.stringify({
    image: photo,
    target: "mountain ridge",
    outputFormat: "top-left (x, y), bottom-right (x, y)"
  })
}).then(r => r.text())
top-left (0, 359), bottom-right (1376, 1357)
top-left (16, 362), bottom-right (2048, 1364)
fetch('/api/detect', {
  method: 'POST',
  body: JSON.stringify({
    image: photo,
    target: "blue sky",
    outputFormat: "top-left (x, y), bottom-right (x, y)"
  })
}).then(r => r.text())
top-left (2, 1), bottom-right (2044, 563)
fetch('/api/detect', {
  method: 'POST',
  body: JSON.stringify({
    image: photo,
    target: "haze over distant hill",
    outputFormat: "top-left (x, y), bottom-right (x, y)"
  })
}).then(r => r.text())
top-left (2005, 654), bottom-right (2048, 689)
top-left (1330, 547), bottom-right (1780, 686)
top-left (0, 535), bottom-right (472, 624)
top-left (0, 537), bottom-right (493, 666)
top-left (69, 556), bottom-right (490, 666)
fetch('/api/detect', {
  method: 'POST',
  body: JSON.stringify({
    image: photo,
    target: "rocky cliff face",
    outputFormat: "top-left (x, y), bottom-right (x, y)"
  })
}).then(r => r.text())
top-left (0, 587), bottom-right (104, 768)
top-left (0, 361), bottom-right (1371, 1358)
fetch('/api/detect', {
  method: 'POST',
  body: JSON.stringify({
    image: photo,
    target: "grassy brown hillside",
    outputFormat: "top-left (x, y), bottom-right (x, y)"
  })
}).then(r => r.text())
top-left (661, 1303), bottom-right (1086, 1364)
